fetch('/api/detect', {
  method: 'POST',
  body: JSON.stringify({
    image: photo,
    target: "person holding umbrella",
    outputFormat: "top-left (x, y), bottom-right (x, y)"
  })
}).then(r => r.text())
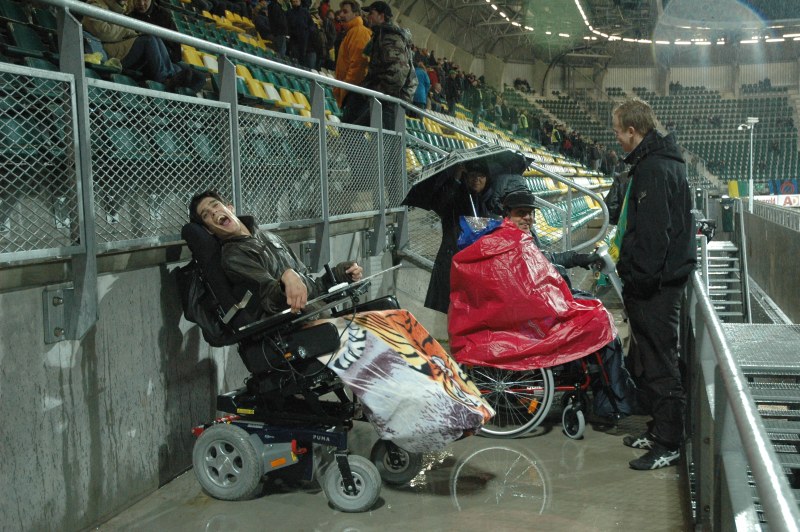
top-left (403, 149), bottom-right (529, 314)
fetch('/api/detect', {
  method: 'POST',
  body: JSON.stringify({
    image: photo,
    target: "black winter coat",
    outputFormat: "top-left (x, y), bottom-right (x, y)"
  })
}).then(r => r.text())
top-left (617, 130), bottom-right (696, 299)
top-left (403, 170), bottom-right (527, 313)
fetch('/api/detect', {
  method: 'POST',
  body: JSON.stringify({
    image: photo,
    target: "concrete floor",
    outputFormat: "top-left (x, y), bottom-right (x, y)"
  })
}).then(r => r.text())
top-left (99, 269), bottom-right (692, 531)
top-left (98, 412), bottom-right (691, 532)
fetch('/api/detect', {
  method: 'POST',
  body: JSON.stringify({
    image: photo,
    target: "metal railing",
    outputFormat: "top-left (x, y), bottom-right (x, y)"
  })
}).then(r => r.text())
top-left (753, 201), bottom-right (800, 232)
top-left (685, 271), bottom-right (800, 531)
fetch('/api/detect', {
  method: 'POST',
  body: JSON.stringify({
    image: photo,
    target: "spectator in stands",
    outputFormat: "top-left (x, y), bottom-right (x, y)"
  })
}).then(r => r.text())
top-left (189, 191), bottom-right (363, 316)
top-left (518, 109), bottom-right (529, 137)
top-left (318, 0), bottom-right (331, 19)
top-left (508, 106), bottom-right (518, 134)
top-left (286, 0), bottom-right (314, 66)
top-left (345, 1), bottom-right (417, 127)
top-left (265, 0), bottom-right (288, 59)
top-left (252, 0), bottom-right (271, 42)
top-left (307, 16), bottom-right (326, 69)
top-left (611, 98), bottom-right (696, 470)
top-left (429, 82), bottom-right (446, 112)
top-left (464, 76), bottom-right (483, 125)
top-left (413, 61), bottom-right (431, 110)
top-left (334, 0), bottom-right (371, 116)
top-left (83, 0), bottom-right (205, 93)
top-left (322, 9), bottom-right (337, 68)
top-left (131, 0), bottom-right (180, 63)
top-left (443, 69), bottom-right (460, 116)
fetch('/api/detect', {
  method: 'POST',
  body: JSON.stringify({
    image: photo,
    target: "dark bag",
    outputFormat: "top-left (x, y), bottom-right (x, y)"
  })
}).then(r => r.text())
top-left (590, 337), bottom-right (637, 418)
top-left (176, 260), bottom-right (231, 347)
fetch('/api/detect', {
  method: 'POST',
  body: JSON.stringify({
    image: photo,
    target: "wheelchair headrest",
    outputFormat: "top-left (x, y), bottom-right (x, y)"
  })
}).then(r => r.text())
top-left (181, 221), bottom-right (257, 332)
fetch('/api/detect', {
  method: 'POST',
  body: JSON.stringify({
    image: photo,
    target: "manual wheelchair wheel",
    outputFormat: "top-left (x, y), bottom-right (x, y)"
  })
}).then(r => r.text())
top-left (561, 393), bottom-right (586, 440)
top-left (322, 455), bottom-right (381, 513)
top-left (370, 439), bottom-right (423, 486)
top-left (192, 424), bottom-right (263, 500)
top-left (467, 365), bottom-right (555, 438)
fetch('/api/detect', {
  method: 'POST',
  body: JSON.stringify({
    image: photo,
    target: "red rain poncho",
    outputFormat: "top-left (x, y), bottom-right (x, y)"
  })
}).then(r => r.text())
top-left (449, 219), bottom-right (616, 370)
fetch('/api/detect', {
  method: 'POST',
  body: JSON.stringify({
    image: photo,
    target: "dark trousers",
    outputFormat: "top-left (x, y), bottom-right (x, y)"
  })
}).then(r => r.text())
top-left (123, 35), bottom-right (178, 82)
top-left (625, 282), bottom-right (687, 448)
top-left (342, 92), bottom-right (399, 130)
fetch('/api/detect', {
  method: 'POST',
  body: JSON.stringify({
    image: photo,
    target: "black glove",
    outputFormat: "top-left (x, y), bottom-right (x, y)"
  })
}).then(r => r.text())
top-left (573, 252), bottom-right (601, 270)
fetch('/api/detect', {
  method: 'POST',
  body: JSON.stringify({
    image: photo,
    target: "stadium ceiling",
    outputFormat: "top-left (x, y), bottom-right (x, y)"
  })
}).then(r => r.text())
top-left (397, 0), bottom-right (800, 64)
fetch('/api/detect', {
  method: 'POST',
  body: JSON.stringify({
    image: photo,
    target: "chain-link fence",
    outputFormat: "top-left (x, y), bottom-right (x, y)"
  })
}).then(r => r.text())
top-left (383, 130), bottom-right (404, 210)
top-left (239, 107), bottom-right (321, 225)
top-left (1, 66), bottom-right (410, 265)
top-left (327, 123), bottom-right (380, 218)
top-left (87, 80), bottom-right (233, 251)
top-left (0, 63), bottom-right (81, 262)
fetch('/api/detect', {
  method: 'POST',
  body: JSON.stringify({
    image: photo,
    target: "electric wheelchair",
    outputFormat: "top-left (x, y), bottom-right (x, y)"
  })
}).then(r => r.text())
top-left (178, 219), bottom-right (422, 512)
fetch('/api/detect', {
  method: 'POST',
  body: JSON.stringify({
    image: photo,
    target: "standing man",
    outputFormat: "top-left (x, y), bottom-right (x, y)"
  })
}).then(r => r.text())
top-left (443, 69), bottom-right (460, 116)
top-left (612, 98), bottom-right (696, 470)
top-left (286, 0), bottom-right (313, 66)
top-left (333, 0), bottom-right (371, 114)
top-left (266, 0), bottom-right (288, 59)
top-left (349, 1), bottom-right (416, 127)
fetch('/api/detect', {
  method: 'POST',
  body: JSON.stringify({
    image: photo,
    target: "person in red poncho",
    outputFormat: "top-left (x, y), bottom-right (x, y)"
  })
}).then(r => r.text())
top-left (448, 190), bottom-right (616, 371)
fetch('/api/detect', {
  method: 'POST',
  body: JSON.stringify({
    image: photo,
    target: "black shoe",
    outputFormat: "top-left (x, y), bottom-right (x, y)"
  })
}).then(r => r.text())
top-left (629, 443), bottom-right (680, 470)
top-left (623, 431), bottom-right (655, 450)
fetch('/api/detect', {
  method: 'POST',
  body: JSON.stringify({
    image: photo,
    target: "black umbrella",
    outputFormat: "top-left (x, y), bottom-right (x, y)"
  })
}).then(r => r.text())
top-left (403, 144), bottom-right (531, 211)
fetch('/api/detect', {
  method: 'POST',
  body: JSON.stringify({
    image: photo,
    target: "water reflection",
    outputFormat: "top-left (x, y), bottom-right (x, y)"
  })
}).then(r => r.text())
top-left (449, 444), bottom-right (550, 514)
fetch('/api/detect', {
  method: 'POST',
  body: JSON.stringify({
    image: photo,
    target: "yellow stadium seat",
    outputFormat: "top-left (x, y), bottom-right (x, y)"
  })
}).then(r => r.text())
top-left (235, 64), bottom-right (254, 81)
top-left (181, 45), bottom-right (207, 71)
top-left (292, 91), bottom-right (311, 111)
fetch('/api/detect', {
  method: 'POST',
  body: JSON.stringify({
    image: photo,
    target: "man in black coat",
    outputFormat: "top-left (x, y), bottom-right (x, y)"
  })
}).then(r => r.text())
top-left (612, 98), bottom-right (696, 470)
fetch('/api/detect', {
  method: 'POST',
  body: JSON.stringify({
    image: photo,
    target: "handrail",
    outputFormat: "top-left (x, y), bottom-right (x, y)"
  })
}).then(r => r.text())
top-left (689, 271), bottom-right (800, 531)
top-left (46, 0), bottom-right (398, 107)
top-left (733, 199), bottom-right (752, 322)
top-left (44, 0), bottom-right (488, 143)
top-left (530, 162), bottom-right (610, 252)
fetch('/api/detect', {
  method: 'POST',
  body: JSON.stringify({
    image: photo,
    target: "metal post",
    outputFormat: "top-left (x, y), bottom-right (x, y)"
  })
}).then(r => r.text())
top-left (748, 124), bottom-right (754, 213)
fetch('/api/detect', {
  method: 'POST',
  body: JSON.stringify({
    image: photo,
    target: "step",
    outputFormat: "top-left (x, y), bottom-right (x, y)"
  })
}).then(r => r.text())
top-left (708, 267), bottom-right (742, 273)
top-left (763, 419), bottom-right (800, 436)
top-left (708, 241), bottom-right (738, 252)
top-left (750, 387), bottom-right (800, 403)
top-left (709, 288), bottom-right (743, 294)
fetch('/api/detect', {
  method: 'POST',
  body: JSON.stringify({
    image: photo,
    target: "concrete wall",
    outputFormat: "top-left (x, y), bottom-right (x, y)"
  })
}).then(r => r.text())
top-left (744, 212), bottom-right (800, 323)
top-left (0, 233), bottom-right (392, 531)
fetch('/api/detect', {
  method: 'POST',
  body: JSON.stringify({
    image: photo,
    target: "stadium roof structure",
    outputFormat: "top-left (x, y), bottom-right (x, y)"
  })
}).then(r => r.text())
top-left (397, 0), bottom-right (800, 65)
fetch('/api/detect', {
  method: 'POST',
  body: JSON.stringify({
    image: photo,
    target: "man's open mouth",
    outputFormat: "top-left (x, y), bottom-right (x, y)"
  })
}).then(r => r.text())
top-left (216, 214), bottom-right (230, 226)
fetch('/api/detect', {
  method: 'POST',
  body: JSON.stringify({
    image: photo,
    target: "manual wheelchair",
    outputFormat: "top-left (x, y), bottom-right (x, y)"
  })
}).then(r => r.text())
top-left (462, 244), bottom-right (628, 440)
top-left (178, 220), bottom-right (422, 512)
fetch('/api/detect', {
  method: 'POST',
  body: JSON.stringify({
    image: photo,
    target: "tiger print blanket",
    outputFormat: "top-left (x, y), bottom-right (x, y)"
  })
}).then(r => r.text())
top-left (320, 309), bottom-right (494, 453)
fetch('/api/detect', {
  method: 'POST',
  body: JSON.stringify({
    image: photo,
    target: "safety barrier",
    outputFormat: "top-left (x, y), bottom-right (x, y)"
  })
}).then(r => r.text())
top-left (685, 270), bottom-right (800, 531)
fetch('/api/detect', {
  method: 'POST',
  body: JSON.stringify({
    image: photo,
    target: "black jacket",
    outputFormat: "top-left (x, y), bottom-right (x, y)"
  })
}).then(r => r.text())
top-left (403, 170), bottom-right (526, 313)
top-left (221, 218), bottom-right (352, 317)
top-left (130, 1), bottom-right (180, 63)
top-left (617, 130), bottom-right (696, 299)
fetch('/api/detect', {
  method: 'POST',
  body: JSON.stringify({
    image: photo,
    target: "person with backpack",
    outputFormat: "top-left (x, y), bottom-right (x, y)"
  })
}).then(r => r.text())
top-left (346, 1), bottom-right (417, 128)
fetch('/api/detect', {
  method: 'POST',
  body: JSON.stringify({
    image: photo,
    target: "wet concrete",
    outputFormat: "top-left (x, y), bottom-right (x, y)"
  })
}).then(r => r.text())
top-left (98, 412), bottom-right (691, 532)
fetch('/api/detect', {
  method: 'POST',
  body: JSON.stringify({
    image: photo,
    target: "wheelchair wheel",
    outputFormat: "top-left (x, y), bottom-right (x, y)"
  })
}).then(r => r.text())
top-left (370, 439), bottom-right (423, 486)
top-left (192, 424), bottom-right (262, 501)
top-left (322, 455), bottom-right (381, 512)
top-left (561, 393), bottom-right (586, 440)
top-left (468, 366), bottom-right (555, 438)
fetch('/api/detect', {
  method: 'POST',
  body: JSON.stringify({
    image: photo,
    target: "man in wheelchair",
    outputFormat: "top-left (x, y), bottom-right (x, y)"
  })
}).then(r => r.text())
top-left (189, 190), bottom-right (364, 317)
top-left (182, 191), bottom-right (493, 508)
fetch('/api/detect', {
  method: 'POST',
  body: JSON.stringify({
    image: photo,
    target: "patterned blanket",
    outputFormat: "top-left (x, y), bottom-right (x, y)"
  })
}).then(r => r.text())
top-left (321, 309), bottom-right (494, 453)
